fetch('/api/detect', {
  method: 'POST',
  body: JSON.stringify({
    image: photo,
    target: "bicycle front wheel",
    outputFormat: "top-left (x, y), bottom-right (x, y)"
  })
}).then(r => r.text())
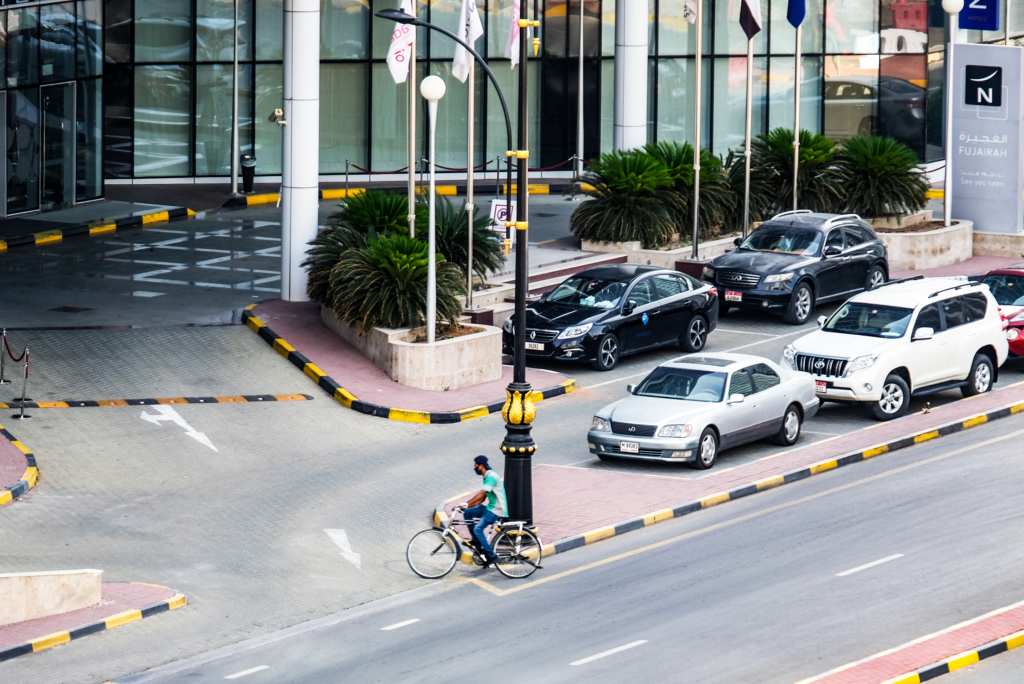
top-left (492, 529), bottom-right (542, 579)
top-left (407, 529), bottom-right (459, 579)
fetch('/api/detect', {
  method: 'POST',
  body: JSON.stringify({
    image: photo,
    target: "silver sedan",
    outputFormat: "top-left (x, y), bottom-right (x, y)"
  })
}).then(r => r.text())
top-left (587, 352), bottom-right (820, 469)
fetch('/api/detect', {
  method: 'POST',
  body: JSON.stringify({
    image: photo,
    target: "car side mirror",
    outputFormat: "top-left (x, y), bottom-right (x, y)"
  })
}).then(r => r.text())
top-left (824, 246), bottom-right (842, 257)
top-left (623, 299), bottom-right (637, 314)
top-left (728, 393), bottom-right (745, 404)
top-left (913, 326), bottom-right (934, 341)
top-left (817, 315), bottom-right (828, 327)
top-left (733, 237), bottom-right (741, 246)
top-left (626, 384), bottom-right (637, 394)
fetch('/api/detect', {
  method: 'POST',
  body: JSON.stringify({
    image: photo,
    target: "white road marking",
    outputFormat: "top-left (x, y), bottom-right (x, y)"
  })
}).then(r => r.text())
top-left (714, 328), bottom-right (777, 336)
top-left (836, 554), bottom-right (904, 577)
top-left (571, 640), bottom-right (648, 666)
top-left (140, 405), bottom-right (218, 452)
top-left (325, 529), bottom-right (362, 570)
top-left (224, 665), bottom-right (269, 679)
top-left (381, 619), bottom-right (420, 631)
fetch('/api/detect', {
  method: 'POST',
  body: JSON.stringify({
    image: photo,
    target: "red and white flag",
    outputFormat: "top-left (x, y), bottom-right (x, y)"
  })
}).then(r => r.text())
top-left (504, 0), bottom-right (521, 68)
top-left (386, 0), bottom-right (416, 83)
top-left (739, 0), bottom-right (763, 40)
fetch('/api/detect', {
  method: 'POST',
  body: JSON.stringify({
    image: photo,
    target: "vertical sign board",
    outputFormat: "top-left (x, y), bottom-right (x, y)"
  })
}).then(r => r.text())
top-left (489, 199), bottom-right (517, 245)
top-left (959, 0), bottom-right (1000, 30)
top-left (951, 43), bottom-right (1024, 234)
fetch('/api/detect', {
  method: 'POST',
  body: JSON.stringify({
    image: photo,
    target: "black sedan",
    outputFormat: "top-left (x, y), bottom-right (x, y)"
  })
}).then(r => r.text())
top-left (702, 211), bottom-right (889, 325)
top-left (502, 264), bottom-right (720, 371)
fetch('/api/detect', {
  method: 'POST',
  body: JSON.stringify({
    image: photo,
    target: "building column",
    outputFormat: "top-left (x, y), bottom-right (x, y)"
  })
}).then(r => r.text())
top-left (281, 0), bottom-right (320, 301)
top-left (613, 0), bottom-right (649, 150)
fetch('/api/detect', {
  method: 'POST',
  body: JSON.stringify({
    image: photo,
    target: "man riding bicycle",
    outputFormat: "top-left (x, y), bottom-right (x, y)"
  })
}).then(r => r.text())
top-left (456, 456), bottom-right (507, 569)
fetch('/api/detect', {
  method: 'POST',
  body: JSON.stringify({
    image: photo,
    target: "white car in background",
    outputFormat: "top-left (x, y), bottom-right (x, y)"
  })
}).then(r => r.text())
top-left (782, 277), bottom-right (1009, 420)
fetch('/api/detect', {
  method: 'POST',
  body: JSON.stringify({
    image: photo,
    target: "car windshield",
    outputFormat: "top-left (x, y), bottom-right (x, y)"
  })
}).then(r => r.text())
top-left (738, 226), bottom-right (823, 256)
top-left (823, 302), bottom-right (913, 338)
top-left (634, 367), bottom-right (727, 402)
top-left (982, 274), bottom-right (1024, 306)
top-left (546, 276), bottom-right (627, 309)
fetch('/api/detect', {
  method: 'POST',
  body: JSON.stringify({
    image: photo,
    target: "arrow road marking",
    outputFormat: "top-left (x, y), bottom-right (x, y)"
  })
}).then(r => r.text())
top-left (140, 405), bottom-right (218, 452)
top-left (325, 529), bottom-right (362, 570)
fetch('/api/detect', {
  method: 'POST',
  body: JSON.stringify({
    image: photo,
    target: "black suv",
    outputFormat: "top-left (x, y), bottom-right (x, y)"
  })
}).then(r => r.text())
top-left (703, 211), bottom-right (889, 325)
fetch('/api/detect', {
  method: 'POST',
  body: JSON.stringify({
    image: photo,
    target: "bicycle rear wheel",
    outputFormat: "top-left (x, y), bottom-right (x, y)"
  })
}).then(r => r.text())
top-left (492, 529), bottom-right (542, 579)
top-left (407, 529), bottom-right (459, 579)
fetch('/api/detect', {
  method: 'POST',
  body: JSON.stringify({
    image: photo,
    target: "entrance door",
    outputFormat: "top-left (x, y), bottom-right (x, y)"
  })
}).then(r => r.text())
top-left (41, 83), bottom-right (74, 211)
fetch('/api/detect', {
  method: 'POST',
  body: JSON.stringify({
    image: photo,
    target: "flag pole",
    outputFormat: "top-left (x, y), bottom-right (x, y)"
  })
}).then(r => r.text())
top-left (409, 4), bottom-right (418, 237)
top-left (743, 36), bottom-right (753, 238)
top-left (792, 24), bottom-right (801, 211)
top-left (691, 0), bottom-right (703, 259)
top-left (576, 0), bottom-right (585, 183)
top-left (467, 60), bottom-right (475, 308)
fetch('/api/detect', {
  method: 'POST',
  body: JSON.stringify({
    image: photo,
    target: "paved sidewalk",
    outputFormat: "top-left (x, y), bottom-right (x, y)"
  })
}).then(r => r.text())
top-left (444, 381), bottom-right (1024, 546)
top-left (891, 255), bottom-right (1022, 280)
top-left (0, 429), bottom-right (25, 491)
top-left (252, 300), bottom-right (571, 414)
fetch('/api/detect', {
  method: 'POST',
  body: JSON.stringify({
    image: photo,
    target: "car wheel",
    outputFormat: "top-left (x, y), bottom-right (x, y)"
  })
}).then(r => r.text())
top-left (690, 428), bottom-right (719, 470)
top-left (961, 354), bottom-right (994, 397)
top-left (866, 265), bottom-right (887, 290)
top-left (772, 404), bottom-right (802, 446)
top-left (868, 374), bottom-right (910, 421)
top-left (782, 283), bottom-right (814, 325)
top-left (858, 116), bottom-right (877, 137)
top-left (591, 333), bottom-right (620, 371)
top-left (680, 315), bottom-right (708, 352)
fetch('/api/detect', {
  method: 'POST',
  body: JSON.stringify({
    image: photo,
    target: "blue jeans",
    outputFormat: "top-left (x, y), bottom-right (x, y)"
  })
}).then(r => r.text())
top-left (463, 505), bottom-right (499, 559)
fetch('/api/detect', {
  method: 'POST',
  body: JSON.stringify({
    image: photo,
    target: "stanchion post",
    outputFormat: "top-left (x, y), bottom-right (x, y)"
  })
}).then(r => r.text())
top-left (0, 330), bottom-right (8, 385)
top-left (12, 348), bottom-right (29, 420)
top-left (345, 159), bottom-right (349, 199)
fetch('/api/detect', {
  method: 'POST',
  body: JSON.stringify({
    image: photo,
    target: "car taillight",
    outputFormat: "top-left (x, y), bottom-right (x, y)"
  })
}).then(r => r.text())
top-left (708, 287), bottom-right (718, 297)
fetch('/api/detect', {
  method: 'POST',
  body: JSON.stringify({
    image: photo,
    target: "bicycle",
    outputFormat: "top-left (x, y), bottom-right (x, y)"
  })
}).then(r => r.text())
top-left (406, 509), bottom-right (543, 580)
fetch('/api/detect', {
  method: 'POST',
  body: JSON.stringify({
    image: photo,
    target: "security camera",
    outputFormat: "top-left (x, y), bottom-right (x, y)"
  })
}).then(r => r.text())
top-left (268, 108), bottom-right (287, 126)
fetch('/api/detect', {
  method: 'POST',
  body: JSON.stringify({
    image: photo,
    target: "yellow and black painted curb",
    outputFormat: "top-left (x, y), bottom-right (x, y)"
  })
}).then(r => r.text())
top-left (0, 394), bottom-right (311, 410)
top-left (437, 398), bottom-right (1024, 560)
top-left (0, 423), bottom-right (37, 507)
top-left (223, 187), bottom-right (374, 208)
top-left (0, 585), bottom-right (187, 663)
top-left (240, 306), bottom-right (576, 424)
top-left (882, 627), bottom-right (1024, 684)
top-left (0, 207), bottom-right (194, 253)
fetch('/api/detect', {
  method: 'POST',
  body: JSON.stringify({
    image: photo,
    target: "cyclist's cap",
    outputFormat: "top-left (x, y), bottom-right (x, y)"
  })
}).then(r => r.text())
top-left (474, 455), bottom-right (490, 468)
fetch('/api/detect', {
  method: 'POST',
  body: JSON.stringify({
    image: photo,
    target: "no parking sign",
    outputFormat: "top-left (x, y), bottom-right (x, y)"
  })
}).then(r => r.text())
top-left (489, 199), bottom-right (517, 245)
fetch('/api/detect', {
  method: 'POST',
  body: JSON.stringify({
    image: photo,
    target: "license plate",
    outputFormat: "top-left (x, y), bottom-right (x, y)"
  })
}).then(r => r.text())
top-left (816, 381), bottom-right (827, 394)
top-left (525, 342), bottom-right (545, 351)
top-left (725, 291), bottom-right (742, 302)
top-left (619, 441), bottom-right (640, 454)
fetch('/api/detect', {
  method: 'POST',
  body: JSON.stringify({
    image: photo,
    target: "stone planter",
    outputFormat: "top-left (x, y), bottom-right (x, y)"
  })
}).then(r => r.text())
top-left (320, 306), bottom-right (502, 391)
top-left (581, 234), bottom-right (739, 269)
top-left (973, 231), bottom-right (1024, 258)
top-left (867, 209), bottom-right (933, 231)
top-left (875, 218), bottom-right (974, 271)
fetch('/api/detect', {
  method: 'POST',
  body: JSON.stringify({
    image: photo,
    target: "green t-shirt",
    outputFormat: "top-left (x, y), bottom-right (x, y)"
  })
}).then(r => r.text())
top-left (482, 469), bottom-right (507, 516)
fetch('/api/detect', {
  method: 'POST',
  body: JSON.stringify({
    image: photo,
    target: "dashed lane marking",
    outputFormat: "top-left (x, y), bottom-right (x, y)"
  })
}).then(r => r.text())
top-left (570, 640), bottom-right (648, 666)
top-left (381, 619), bottom-right (420, 631)
top-left (224, 666), bottom-right (269, 679)
top-left (836, 554), bottom-right (904, 577)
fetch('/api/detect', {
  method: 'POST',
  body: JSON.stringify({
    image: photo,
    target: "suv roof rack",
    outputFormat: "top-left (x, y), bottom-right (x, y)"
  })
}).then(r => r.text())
top-left (928, 280), bottom-right (983, 298)
top-left (771, 209), bottom-right (813, 219)
top-left (872, 275), bottom-right (924, 289)
top-left (820, 214), bottom-right (862, 228)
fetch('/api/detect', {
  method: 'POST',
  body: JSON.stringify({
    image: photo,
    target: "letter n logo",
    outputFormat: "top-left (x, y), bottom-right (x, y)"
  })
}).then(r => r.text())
top-left (965, 65), bottom-right (1002, 107)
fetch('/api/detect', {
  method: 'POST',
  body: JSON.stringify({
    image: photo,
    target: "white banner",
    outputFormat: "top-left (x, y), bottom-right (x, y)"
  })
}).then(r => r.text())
top-left (453, 0), bottom-right (484, 83)
top-left (504, 0), bottom-right (521, 68)
top-left (386, 0), bottom-right (416, 83)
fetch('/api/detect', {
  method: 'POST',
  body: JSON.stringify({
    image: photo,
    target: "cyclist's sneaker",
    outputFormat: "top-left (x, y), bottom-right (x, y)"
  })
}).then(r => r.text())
top-left (482, 556), bottom-right (497, 569)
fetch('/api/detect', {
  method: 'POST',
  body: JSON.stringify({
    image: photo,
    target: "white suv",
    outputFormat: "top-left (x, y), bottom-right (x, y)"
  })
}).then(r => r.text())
top-left (781, 277), bottom-right (1009, 420)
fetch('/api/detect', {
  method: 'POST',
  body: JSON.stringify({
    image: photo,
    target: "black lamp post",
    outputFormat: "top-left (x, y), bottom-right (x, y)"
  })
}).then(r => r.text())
top-left (376, 8), bottom-right (536, 523)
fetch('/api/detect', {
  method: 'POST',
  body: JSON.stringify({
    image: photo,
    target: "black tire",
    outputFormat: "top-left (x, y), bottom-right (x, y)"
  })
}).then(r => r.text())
top-left (782, 282), bottom-right (815, 325)
top-left (868, 373), bottom-right (910, 421)
top-left (772, 404), bottom-right (803, 446)
top-left (690, 428), bottom-right (719, 470)
top-left (719, 304), bottom-right (733, 317)
top-left (866, 265), bottom-right (887, 291)
top-left (858, 116), bottom-right (877, 137)
top-left (680, 315), bottom-right (709, 352)
top-left (492, 528), bottom-right (542, 579)
top-left (591, 333), bottom-right (620, 371)
top-left (406, 528), bottom-right (459, 579)
top-left (961, 354), bottom-right (994, 397)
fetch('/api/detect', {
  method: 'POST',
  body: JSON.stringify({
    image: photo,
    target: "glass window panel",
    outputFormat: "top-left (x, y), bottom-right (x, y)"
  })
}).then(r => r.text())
top-left (925, 48), bottom-right (943, 161)
top-left (197, 0), bottom-right (252, 62)
top-left (322, 0), bottom-right (369, 59)
top-left (0, 12), bottom-right (7, 87)
top-left (485, 60), bottom-right (539, 168)
top-left (767, 55), bottom-right (822, 134)
top-left (375, 0), bottom-right (427, 60)
top-left (8, 7), bottom-right (39, 88)
top-left (320, 64), bottom-right (367, 173)
top-left (104, 0), bottom-right (131, 64)
top-left (602, 0), bottom-right (615, 56)
top-left (195, 64), bottom-right (252, 176)
top-left (78, 0), bottom-right (103, 78)
top-left (371, 61), bottom-right (424, 171)
top-left (135, 0), bottom-right (192, 63)
top-left (8, 88), bottom-right (40, 214)
top-left (823, 55), bottom-right (877, 141)
top-left (825, 0), bottom-right (879, 54)
top-left (568, 0), bottom-right (601, 57)
top-left (1011, 0), bottom-right (1024, 42)
top-left (601, 58), bottom-right (613, 152)
top-left (427, 61), bottom-right (484, 169)
top-left (654, 57), bottom-right (710, 148)
top-left (544, 0), bottom-right (568, 57)
top-left (254, 63), bottom-right (283, 175)
top-left (712, 56), bottom-right (766, 156)
top-left (658, 0), bottom-right (711, 57)
top-left (487, 0), bottom-right (517, 58)
top-left (768, 0), bottom-right (823, 55)
top-left (77, 78), bottom-right (103, 201)
top-left (429, 0), bottom-right (466, 59)
top-left (40, 2), bottom-right (76, 84)
top-left (103, 64), bottom-right (132, 178)
top-left (713, 0), bottom-right (766, 55)
top-left (879, 54), bottom-right (926, 158)
top-left (134, 65), bottom-right (192, 177)
top-left (881, 0), bottom-right (929, 53)
top-left (255, 0), bottom-right (283, 60)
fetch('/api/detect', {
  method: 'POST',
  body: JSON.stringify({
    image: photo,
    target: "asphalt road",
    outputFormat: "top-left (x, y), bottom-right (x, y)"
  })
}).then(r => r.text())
top-left (114, 415), bottom-right (1024, 684)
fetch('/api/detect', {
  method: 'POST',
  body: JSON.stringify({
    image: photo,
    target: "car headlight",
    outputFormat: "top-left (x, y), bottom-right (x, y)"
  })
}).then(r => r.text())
top-left (591, 416), bottom-right (611, 432)
top-left (503, 318), bottom-right (513, 333)
top-left (1008, 328), bottom-right (1020, 341)
top-left (657, 424), bottom-right (692, 438)
top-left (557, 323), bottom-right (593, 340)
top-left (703, 266), bottom-right (715, 279)
top-left (763, 273), bottom-right (793, 283)
top-left (843, 353), bottom-right (879, 377)
top-left (783, 345), bottom-right (797, 366)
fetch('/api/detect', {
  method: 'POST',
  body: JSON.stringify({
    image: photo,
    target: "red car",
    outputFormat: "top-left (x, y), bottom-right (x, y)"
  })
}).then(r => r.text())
top-left (981, 265), bottom-right (1024, 359)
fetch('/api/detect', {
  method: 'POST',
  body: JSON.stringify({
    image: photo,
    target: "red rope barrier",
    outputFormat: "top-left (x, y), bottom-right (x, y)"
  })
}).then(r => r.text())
top-left (3, 333), bottom-right (25, 363)
top-left (348, 163), bottom-right (411, 174)
top-left (433, 160), bottom-right (494, 172)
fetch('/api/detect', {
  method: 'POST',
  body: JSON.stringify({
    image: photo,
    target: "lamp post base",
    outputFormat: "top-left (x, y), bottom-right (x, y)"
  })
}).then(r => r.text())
top-left (500, 381), bottom-right (536, 523)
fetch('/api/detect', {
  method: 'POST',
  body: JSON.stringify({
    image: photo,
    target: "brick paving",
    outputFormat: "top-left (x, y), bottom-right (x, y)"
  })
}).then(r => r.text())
top-left (0, 583), bottom-right (175, 650)
top-left (0, 427), bottom-right (26, 491)
top-left (253, 299), bottom-right (570, 412)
